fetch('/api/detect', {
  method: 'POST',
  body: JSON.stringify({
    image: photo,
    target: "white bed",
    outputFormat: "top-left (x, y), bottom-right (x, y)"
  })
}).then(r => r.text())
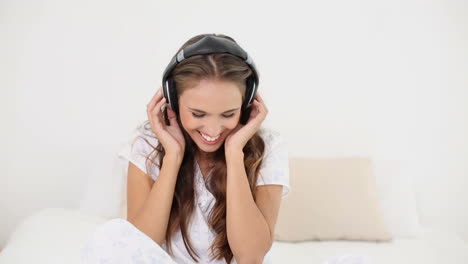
top-left (0, 207), bottom-right (467, 264)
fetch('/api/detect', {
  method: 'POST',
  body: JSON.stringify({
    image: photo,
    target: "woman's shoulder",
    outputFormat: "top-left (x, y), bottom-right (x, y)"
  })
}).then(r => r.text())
top-left (118, 120), bottom-right (161, 163)
top-left (117, 120), bottom-right (161, 178)
top-left (256, 127), bottom-right (291, 197)
top-left (131, 120), bottom-right (160, 147)
top-left (258, 127), bottom-right (286, 153)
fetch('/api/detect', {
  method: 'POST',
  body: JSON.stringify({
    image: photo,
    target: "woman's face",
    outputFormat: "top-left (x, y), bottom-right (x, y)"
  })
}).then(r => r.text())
top-left (178, 79), bottom-right (243, 154)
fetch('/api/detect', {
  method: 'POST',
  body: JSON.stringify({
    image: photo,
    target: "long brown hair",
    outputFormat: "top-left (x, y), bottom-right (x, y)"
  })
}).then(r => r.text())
top-left (139, 33), bottom-right (266, 263)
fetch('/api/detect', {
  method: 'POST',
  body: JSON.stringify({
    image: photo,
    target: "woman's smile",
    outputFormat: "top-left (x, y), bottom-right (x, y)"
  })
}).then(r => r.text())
top-left (198, 130), bottom-right (222, 145)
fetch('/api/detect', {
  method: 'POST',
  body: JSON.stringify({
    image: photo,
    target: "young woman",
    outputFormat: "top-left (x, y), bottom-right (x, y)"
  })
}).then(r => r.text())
top-left (81, 33), bottom-right (290, 264)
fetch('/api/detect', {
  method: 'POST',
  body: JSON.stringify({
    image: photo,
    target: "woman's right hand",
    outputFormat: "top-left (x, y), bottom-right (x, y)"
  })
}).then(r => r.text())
top-left (147, 87), bottom-right (186, 160)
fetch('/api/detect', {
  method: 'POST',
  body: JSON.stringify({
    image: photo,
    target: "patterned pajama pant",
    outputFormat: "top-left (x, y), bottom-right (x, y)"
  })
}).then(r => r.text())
top-left (80, 218), bottom-right (177, 264)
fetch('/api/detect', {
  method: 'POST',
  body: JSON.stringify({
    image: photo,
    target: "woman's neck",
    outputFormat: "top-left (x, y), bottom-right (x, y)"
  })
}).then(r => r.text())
top-left (196, 150), bottom-right (215, 165)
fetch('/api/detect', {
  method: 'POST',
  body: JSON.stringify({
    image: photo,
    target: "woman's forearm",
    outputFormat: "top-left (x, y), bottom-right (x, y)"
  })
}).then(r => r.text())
top-left (225, 150), bottom-right (272, 263)
top-left (128, 155), bottom-right (182, 246)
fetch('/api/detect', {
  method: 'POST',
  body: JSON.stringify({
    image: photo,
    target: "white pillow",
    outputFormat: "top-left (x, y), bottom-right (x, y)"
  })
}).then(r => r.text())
top-left (0, 208), bottom-right (107, 264)
top-left (372, 158), bottom-right (423, 238)
top-left (78, 151), bottom-right (127, 219)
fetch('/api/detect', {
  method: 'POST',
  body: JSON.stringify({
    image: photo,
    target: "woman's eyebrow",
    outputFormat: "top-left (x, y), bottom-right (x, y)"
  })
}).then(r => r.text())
top-left (188, 107), bottom-right (240, 114)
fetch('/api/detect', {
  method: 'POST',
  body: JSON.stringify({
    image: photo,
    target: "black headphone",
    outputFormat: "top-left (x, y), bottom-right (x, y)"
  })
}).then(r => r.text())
top-left (161, 34), bottom-right (259, 125)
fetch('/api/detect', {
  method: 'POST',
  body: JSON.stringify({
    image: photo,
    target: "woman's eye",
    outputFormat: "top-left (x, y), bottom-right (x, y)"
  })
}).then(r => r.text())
top-left (222, 113), bottom-right (235, 118)
top-left (192, 113), bottom-right (235, 118)
top-left (192, 113), bottom-right (205, 118)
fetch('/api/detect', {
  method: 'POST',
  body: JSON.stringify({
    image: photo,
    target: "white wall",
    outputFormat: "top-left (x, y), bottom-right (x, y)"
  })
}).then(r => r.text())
top-left (1, 0), bottom-right (467, 247)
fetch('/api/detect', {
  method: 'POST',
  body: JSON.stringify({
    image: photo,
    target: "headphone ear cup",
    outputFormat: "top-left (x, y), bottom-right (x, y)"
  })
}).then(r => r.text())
top-left (240, 76), bottom-right (256, 125)
top-left (240, 106), bottom-right (252, 125)
top-left (244, 76), bottom-right (255, 107)
top-left (167, 77), bottom-right (179, 115)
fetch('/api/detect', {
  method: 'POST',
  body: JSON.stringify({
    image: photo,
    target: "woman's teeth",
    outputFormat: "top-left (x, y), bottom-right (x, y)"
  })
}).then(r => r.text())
top-left (199, 131), bottom-right (220, 142)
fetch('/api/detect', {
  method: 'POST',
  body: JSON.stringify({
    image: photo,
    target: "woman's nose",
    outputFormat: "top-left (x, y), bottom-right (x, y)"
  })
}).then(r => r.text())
top-left (203, 128), bottom-right (223, 137)
top-left (203, 121), bottom-right (223, 136)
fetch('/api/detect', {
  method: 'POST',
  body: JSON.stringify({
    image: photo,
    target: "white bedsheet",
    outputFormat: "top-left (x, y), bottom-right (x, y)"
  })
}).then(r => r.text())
top-left (269, 227), bottom-right (468, 263)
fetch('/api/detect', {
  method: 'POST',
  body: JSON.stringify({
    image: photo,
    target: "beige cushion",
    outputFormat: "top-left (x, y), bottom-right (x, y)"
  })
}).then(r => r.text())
top-left (274, 156), bottom-right (392, 242)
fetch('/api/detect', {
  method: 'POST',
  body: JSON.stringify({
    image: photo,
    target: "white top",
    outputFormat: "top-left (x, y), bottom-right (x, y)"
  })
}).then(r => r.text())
top-left (117, 124), bottom-right (290, 264)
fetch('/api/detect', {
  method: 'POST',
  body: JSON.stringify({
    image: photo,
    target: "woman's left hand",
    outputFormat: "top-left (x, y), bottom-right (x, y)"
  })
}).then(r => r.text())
top-left (225, 92), bottom-right (268, 154)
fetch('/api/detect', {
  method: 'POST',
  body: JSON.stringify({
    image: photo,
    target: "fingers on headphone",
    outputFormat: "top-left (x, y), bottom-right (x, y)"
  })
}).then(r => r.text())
top-left (153, 97), bottom-right (166, 117)
top-left (165, 109), bottom-right (174, 126)
top-left (148, 97), bottom-right (167, 129)
top-left (254, 92), bottom-right (262, 102)
top-left (146, 105), bottom-right (157, 130)
top-left (147, 89), bottom-right (163, 111)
